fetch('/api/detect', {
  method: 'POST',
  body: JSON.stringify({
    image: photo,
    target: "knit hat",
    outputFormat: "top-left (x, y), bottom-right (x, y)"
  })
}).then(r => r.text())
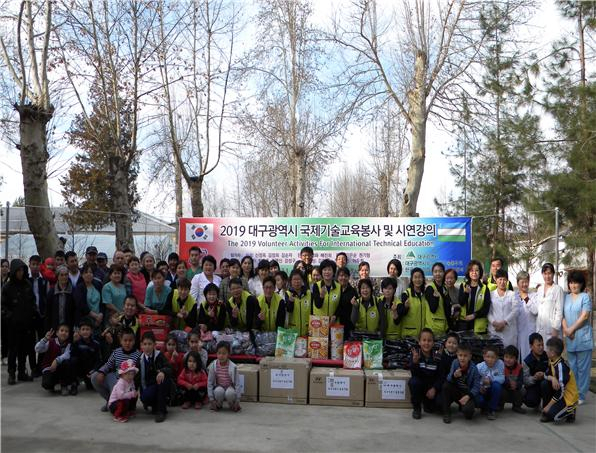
top-left (118, 359), bottom-right (138, 375)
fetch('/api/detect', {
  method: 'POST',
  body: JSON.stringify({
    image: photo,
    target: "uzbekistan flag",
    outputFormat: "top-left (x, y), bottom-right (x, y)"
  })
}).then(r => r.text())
top-left (437, 223), bottom-right (467, 242)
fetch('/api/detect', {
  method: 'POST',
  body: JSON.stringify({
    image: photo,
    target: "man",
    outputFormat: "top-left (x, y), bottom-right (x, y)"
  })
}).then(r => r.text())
top-left (186, 246), bottom-right (202, 280)
top-left (65, 251), bottom-right (81, 287)
top-left (485, 258), bottom-right (513, 291)
top-left (54, 250), bottom-right (66, 268)
top-left (96, 252), bottom-right (109, 282)
top-left (28, 255), bottom-right (47, 377)
top-left (299, 247), bottom-right (314, 284)
top-left (166, 252), bottom-right (179, 284)
top-left (122, 248), bottom-right (134, 266)
top-left (113, 250), bottom-right (126, 269)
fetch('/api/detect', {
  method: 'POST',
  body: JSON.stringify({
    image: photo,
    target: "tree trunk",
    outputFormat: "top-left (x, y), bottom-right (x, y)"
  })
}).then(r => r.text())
top-left (16, 104), bottom-right (61, 258)
top-left (189, 178), bottom-right (204, 217)
top-left (111, 163), bottom-right (135, 252)
top-left (293, 146), bottom-right (306, 217)
top-left (379, 173), bottom-right (389, 217)
top-left (175, 159), bottom-right (183, 236)
top-left (400, 51), bottom-right (427, 217)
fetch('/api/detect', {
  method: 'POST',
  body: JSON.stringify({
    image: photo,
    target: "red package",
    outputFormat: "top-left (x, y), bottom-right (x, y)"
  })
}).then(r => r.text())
top-left (140, 327), bottom-right (169, 342)
top-left (139, 314), bottom-right (171, 327)
top-left (343, 341), bottom-right (362, 369)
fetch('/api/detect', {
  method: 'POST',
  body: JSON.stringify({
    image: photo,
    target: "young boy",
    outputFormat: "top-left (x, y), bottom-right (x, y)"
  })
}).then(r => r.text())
top-left (70, 317), bottom-right (101, 394)
top-left (163, 278), bottom-right (198, 330)
top-left (118, 296), bottom-right (141, 344)
top-left (501, 345), bottom-right (526, 414)
top-left (540, 337), bottom-right (579, 423)
top-left (522, 333), bottom-right (549, 409)
top-left (442, 343), bottom-right (481, 423)
top-left (35, 323), bottom-right (73, 395)
top-left (135, 331), bottom-right (173, 423)
top-left (92, 328), bottom-right (141, 412)
top-left (408, 328), bottom-right (441, 419)
top-left (476, 346), bottom-right (505, 420)
top-left (208, 341), bottom-right (241, 412)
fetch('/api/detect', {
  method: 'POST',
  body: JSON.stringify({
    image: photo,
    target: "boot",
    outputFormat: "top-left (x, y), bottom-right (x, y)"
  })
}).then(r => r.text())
top-left (8, 373), bottom-right (16, 385)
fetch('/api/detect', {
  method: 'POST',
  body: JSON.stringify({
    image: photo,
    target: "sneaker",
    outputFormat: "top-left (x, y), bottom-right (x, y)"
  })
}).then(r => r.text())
top-left (210, 401), bottom-right (220, 411)
top-left (565, 413), bottom-right (576, 423)
top-left (100, 404), bottom-right (109, 412)
top-left (194, 402), bottom-right (202, 410)
top-left (84, 378), bottom-right (94, 391)
top-left (443, 413), bottom-right (452, 424)
top-left (155, 412), bottom-right (166, 423)
top-left (578, 399), bottom-right (584, 406)
top-left (412, 407), bottom-right (422, 420)
top-left (540, 414), bottom-right (551, 423)
top-left (181, 401), bottom-right (192, 410)
top-left (487, 411), bottom-right (497, 421)
top-left (113, 416), bottom-right (128, 423)
top-left (512, 406), bottom-right (526, 414)
top-left (17, 372), bottom-right (33, 382)
top-left (231, 402), bottom-right (241, 412)
top-left (8, 373), bottom-right (16, 385)
top-left (69, 383), bottom-right (78, 396)
top-left (60, 385), bottom-right (69, 396)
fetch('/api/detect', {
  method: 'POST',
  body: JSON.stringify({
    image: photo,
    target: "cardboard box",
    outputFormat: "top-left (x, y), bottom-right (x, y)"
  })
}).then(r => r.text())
top-left (364, 369), bottom-right (412, 408)
top-left (308, 336), bottom-right (329, 359)
top-left (309, 367), bottom-right (365, 407)
top-left (259, 357), bottom-right (311, 405)
top-left (237, 364), bottom-right (259, 402)
top-left (308, 315), bottom-right (329, 337)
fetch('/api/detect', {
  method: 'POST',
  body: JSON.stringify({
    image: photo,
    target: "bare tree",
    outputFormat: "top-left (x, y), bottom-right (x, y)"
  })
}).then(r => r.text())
top-left (332, 0), bottom-right (482, 216)
top-left (327, 166), bottom-right (378, 217)
top-left (0, 0), bottom-right (61, 257)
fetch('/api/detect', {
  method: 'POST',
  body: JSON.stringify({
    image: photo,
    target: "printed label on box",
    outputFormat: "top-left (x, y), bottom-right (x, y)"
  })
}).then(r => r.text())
top-left (326, 376), bottom-right (350, 397)
top-left (381, 380), bottom-right (406, 400)
top-left (237, 374), bottom-right (245, 395)
top-left (271, 369), bottom-right (295, 389)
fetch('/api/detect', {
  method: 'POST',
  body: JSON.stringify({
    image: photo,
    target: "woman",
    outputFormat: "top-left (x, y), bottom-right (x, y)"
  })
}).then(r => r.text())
top-left (488, 269), bottom-right (518, 348)
top-left (190, 255), bottom-right (221, 303)
top-left (0, 259), bottom-right (9, 287)
top-left (249, 260), bottom-right (270, 297)
top-left (378, 277), bottom-right (400, 340)
top-left (73, 263), bottom-right (103, 330)
top-left (286, 270), bottom-right (312, 337)
top-left (515, 271), bottom-right (538, 360)
top-left (102, 264), bottom-right (128, 314)
top-left (397, 268), bottom-right (426, 339)
top-left (241, 255), bottom-right (255, 290)
top-left (424, 262), bottom-right (451, 337)
top-left (127, 257), bottom-right (148, 308)
top-left (456, 260), bottom-right (491, 334)
top-left (256, 276), bottom-right (286, 332)
top-left (46, 265), bottom-right (81, 332)
top-left (535, 263), bottom-right (564, 342)
top-left (350, 278), bottom-right (385, 334)
top-left (562, 271), bottom-right (593, 405)
top-left (312, 259), bottom-right (341, 320)
top-left (145, 270), bottom-right (172, 313)
top-left (170, 260), bottom-right (188, 290)
top-left (141, 253), bottom-right (156, 284)
top-left (444, 269), bottom-right (460, 328)
top-left (336, 268), bottom-right (357, 338)
top-left (386, 259), bottom-right (405, 296)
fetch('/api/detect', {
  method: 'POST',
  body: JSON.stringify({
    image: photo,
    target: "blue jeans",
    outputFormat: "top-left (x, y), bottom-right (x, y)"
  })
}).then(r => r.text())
top-left (567, 350), bottom-right (591, 401)
top-left (478, 381), bottom-right (502, 411)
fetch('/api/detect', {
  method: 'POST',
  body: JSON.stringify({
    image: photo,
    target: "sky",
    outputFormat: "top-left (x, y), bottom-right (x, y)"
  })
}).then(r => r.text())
top-left (0, 0), bottom-right (569, 223)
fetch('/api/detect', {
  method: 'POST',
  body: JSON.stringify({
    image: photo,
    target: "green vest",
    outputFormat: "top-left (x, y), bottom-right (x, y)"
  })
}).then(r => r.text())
top-left (355, 298), bottom-right (380, 333)
top-left (257, 293), bottom-right (283, 332)
top-left (459, 283), bottom-right (489, 334)
top-left (399, 288), bottom-right (425, 338)
top-left (382, 296), bottom-right (402, 340)
top-left (287, 289), bottom-right (312, 337)
top-left (312, 281), bottom-right (341, 317)
top-left (228, 290), bottom-right (251, 330)
top-left (200, 299), bottom-right (224, 328)
top-left (486, 275), bottom-right (513, 292)
top-left (171, 290), bottom-right (197, 330)
top-left (424, 282), bottom-right (448, 336)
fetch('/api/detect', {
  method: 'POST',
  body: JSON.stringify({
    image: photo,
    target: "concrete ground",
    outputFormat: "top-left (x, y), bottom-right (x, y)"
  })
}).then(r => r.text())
top-left (1, 374), bottom-right (595, 453)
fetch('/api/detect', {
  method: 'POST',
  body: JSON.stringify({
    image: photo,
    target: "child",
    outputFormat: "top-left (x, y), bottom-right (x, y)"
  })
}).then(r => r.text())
top-left (163, 278), bottom-right (198, 330)
top-left (184, 330), bottom-right (208, 374)
top-left (476, 346), bottom-right (505, 420)
top-left (437, 332), bottom-right (459, 386)
top-left (501, 345), bottom-right (526, 414)
top-left (408, 328), bottom-right (441, 419)
top-left (70, 317), bottom-right (101, 393)
top-left (177, 350), bottom-right (208, 409)
top-left (35, 323), bottom-right (73, 395)
top-left (197, 283), bottom-right (226, 332)
top-left (442, 343), bottom-right (481, 423)
top-left (118, 296), bottom-right (141, 343)
top-left (40, 257), bottom-right (57, 287)
top-left (92, 328), bottom-right (141, 412)
top-left (207, 341), bottom-right (241, 412)
top-left (135, 331), bottom-right (173, 423)
top-left (164, 334), bottom-right (184, 378)
top-left (101, 312), bottom-right (123, 358)
top-left (522, 333), bottom-right (549, 409)
top-left (540, 337), bottom-right (579, 423)
top-left (108, 359), bottom-right (139, 422)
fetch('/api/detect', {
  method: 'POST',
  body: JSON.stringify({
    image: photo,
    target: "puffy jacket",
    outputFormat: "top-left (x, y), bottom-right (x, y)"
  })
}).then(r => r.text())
top-left (1, 259), bottom-right (38, 329)
top-left (177, 369), bottom-right (208, 390)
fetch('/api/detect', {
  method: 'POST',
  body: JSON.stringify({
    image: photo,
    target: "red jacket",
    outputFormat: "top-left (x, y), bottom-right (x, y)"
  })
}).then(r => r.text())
top-left (177, 369), bottom-right (207, 390)
top-left (164, 351), bottom-right (184, 377)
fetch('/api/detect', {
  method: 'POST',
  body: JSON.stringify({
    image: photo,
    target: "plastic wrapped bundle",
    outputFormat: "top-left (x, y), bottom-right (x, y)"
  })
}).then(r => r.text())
top-left (456, 331), bottom-right (504, 364)
top-left (168, 330), bottom-right (189, 353)
top-left (348, 331), bottom-right (383, 342)
top-left (208, 329), bottom-right (256, 355)
top-left (253, 330), bottom-right (277, 356)
top-left (383, 337), bottom-right (446, 370)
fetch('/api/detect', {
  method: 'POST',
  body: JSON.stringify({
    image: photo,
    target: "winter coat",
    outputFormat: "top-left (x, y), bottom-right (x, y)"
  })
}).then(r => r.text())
top-left (1, 259), bottom-right (38, 330)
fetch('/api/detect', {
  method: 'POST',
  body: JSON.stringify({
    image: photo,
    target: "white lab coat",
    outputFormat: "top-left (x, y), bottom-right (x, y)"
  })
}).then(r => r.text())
top-left (516, 291), bottom-right (538, 360)
top-left (488, 289), bottom-right (519, 348)
top-left (535, 284), bottom-right (564, 342)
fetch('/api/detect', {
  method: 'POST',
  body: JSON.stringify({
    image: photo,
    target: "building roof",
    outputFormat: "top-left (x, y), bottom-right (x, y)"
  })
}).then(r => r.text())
top-left (0, 206), bottom-right (175, 235)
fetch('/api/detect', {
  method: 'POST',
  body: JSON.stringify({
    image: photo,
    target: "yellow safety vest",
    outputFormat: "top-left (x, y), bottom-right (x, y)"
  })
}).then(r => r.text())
top-left (227, 290), bottom-right (252, 330)
top-left (354, 298), bottom-right (381, 333)
top-left (257, 293), bottom-right (283, 332)
top-left (171, 290), bottom-right (197, 330)
top-left (399, 288), bottom-right (425, 338)
top-left (287, 288), bottom-right (312, 337)
top-left (424, 282), bottom-right (448, 336)
top-left (381, 296), bottom-right (401, 340)
top-left (199, 299), bottom-right (224, 328)
top-left (312, 281), bottom-right (341, 317)
top-left (459, 283), bottom-right (489, 334)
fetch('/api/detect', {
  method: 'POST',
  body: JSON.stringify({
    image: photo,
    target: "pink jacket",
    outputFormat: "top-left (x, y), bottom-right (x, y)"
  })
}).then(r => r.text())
top-left (108, 377), bottom-right (137, 406)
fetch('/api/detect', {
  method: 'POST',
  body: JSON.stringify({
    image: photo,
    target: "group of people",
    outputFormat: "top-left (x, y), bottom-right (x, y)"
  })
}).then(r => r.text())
top-left (1, 245), bottom-right (592, 424)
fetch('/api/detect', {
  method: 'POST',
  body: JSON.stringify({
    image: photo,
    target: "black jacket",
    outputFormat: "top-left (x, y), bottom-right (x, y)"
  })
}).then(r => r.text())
top-left (409, 351), bottom-right (442, 392)
top-left (1, 259), bottom-right (38, 330)
top-left (28, 273), bottom-right (48, 318)
top-left (337, 284), bottom-right (357, 337)
top-left (197, 302), bottom-right (226, 331)
top-left (71, 337), bottom-right (102, 375)
top-left (135, 350), bottom-right (172, 389)
top-left (45, 281), bottom-right (86, 331)
top-left (72, 279), bottom-right (103, 317)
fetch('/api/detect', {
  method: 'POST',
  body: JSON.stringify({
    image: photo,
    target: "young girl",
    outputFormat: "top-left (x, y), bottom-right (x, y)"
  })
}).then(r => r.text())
top-left (397, 268), bottom-right (426, 339)
top-left (177, 350), bottom-right (208, 409)
top-left (164, 334), bottom-right (184, 378)
top-left (208, 341), bottom-right (241, 412)
top-left (185, 330), bottom-right (208, 371)
top-left (424, 262), bottom-right (451, 337)
top-left (457, 260), bottom-right (491, 334)
top-left (108, 359), bottom-right (138, 422)
top-left (350, 278), bottom-right (385, 334)
top-left (144, 270), bottom-right (172, 314)
top-left (127, 257), bottom-right (148, 311)
top-left (102, 265), bottom-right (128, 314)
top-left (40, 257), bottom-right (57, 288)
